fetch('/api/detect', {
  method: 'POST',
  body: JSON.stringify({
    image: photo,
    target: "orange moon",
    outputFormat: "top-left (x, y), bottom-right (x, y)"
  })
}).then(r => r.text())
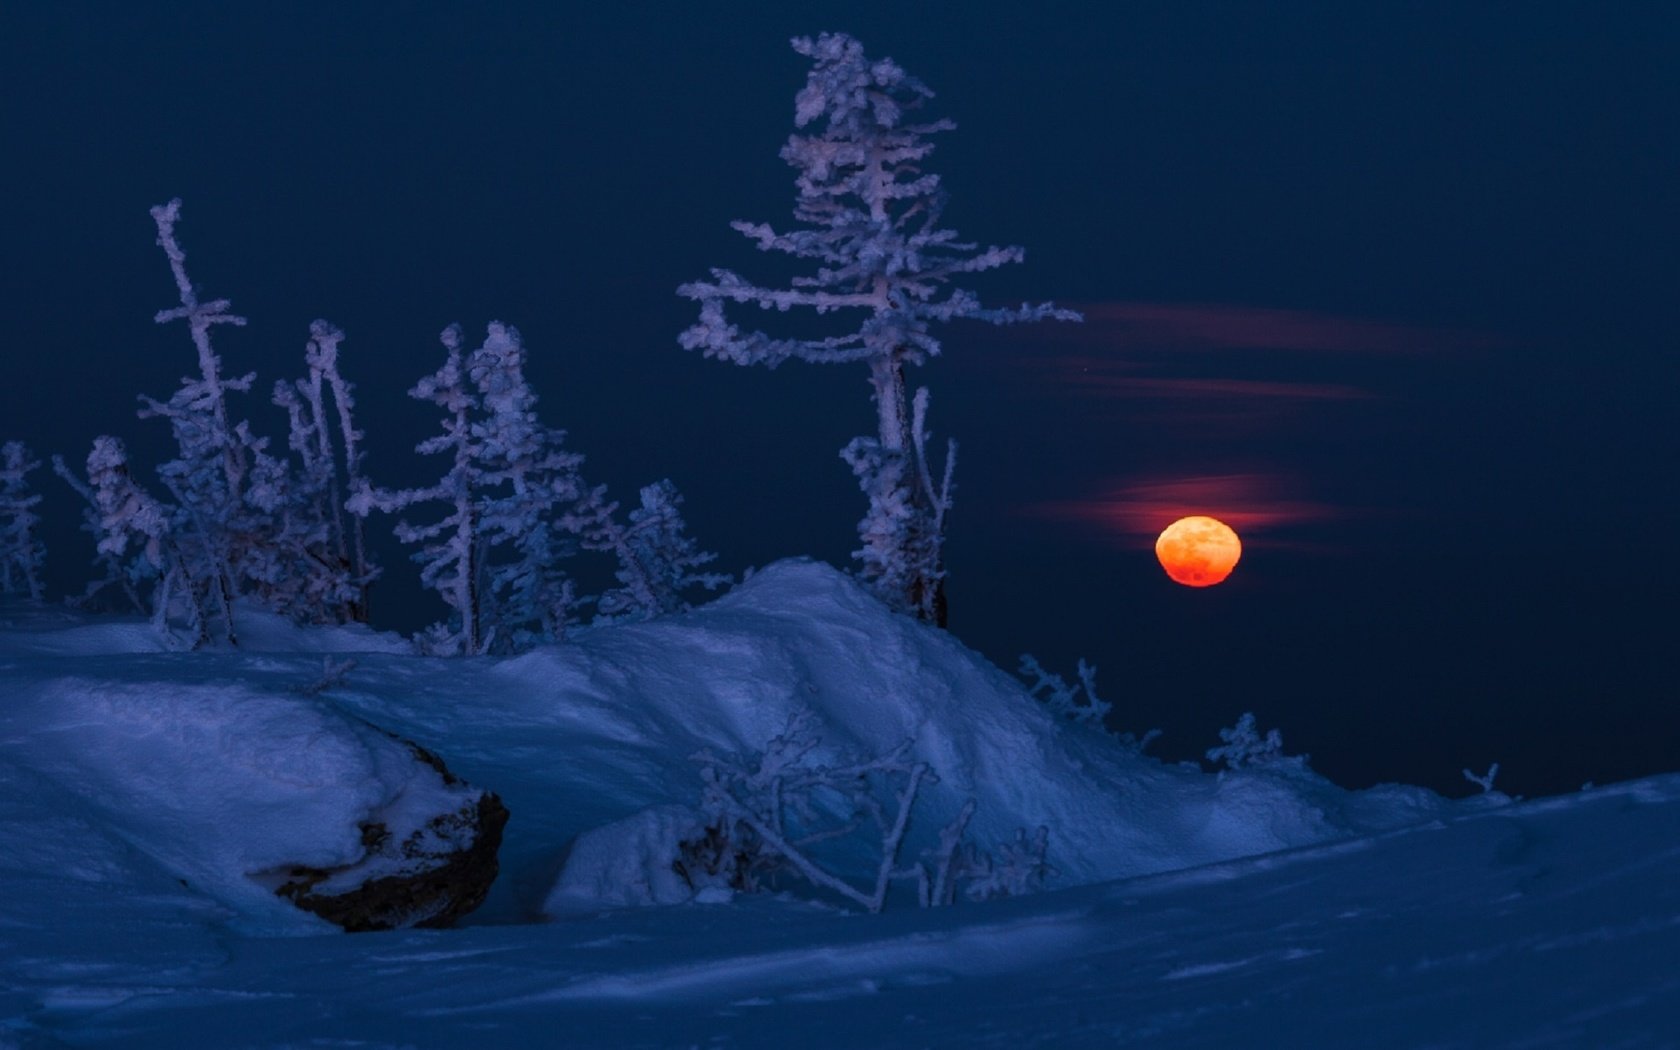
top-left (1155, 516), bottom-right (1242, 587)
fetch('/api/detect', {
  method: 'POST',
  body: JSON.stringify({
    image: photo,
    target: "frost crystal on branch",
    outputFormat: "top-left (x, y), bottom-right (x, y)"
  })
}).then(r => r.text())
top-left (679, 32), bottom-right (1080, 625)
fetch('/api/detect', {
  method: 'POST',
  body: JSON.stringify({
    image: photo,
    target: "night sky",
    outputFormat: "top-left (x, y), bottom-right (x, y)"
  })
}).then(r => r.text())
top-left (3, 3), bottom-right (1675, 798)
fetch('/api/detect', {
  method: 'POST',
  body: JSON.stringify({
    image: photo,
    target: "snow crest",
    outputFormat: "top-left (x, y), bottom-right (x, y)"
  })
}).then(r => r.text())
top-left (521, 560), bottom-right (1446, 913)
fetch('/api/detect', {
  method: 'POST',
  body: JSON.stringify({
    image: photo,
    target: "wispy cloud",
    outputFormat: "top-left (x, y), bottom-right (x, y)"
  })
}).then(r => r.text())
top-left (992, 301), bottom-right (1490, 553)
top-left (982, 301), bottom-right (1496, 417)
top-left (1035, 473), bottom-right (1340, 546)
top-left (1058, 301), bottom-right (1493, 356)
top-left (1053, 361), bottom-right (1373, 403)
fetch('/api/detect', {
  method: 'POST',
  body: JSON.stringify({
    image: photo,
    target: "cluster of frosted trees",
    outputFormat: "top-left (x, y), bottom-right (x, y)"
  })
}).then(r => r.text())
top-left (345, 321), bottom-right (726, 655)
top-left (1, 31), bottom-right (1075, 646)
top-left (0, 201), bottom-right (723, 653)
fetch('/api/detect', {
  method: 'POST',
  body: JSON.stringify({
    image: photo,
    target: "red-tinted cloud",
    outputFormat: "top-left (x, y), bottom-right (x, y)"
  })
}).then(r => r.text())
top-left (1058, 301), bottom-right (1494, 356)
top-left (1057, 364), bottom-right (1373, 403)
top-left (1036, 473), bottom-right (1340, 546)
top-left (995, 302), bottom-right (1487, 551)
top-left (991, 302), bottom-right (1496, 410)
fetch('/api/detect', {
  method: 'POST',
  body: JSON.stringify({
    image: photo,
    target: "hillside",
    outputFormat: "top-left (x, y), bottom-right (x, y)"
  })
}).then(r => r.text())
top-left (3, 562), bottom-right (1673, 1046)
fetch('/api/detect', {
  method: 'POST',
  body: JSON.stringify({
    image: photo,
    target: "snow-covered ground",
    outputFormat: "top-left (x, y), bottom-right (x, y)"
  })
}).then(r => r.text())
top-left (2, 562), bottom-right (1676, 1047)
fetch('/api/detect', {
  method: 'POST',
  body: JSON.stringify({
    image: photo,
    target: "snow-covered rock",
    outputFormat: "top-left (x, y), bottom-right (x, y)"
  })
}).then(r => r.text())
top-left (544, 805), bottom-right (705, 916)
top-left (265, 737), bottom-right (509, 931)
top-left (0, 673), bottom-right (505, 934)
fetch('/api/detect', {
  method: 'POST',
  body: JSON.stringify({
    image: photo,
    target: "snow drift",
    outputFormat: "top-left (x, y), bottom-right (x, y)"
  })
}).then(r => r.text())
top-left (1, 560), bottom-right (1455, 931)
top-left (522, 559), bottom-right (1449, 913)
top-left (0, 659), bottom-right (501, 933)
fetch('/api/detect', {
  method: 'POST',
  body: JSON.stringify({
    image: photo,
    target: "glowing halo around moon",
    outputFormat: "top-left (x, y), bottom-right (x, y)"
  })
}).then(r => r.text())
top-left (1155, 516), bottom-right (1242, 587)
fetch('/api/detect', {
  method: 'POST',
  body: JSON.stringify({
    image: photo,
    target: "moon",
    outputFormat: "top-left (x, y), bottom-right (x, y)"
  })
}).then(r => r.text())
top-left (1155, 516), bottom-right (1242, 587)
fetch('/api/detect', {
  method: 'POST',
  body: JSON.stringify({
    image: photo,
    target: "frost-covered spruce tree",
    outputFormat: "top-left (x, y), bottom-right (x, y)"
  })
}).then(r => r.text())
top-left (141, 202), bottom-right (375, 627)
top-left (144, 200), bottom-right (253, 502)
top-left (350, 322), bottom-right (600, 653)
top-left (679, 32), bottom-right (1079, 625)
top-left (139, 198), bottom-right (266, 639)
top-left (52, 454), bottom-right (143, 612)
top-left (349, 326), bottom-right (485, 654)
top-left (80, 436), bottom-right (209, 646)
top-left (467, 322), bottom-right (595, 648)
top-left (0, 441), bottom-right (47, 600)
top-left (270, 320), bottom-right (376, 622)
top-left (590, 479), bottom-right (730, 623)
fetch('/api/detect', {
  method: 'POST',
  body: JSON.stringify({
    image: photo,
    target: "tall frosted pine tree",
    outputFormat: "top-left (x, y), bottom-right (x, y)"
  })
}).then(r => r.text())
top-left (679, 32), bottom-right (1079, 625)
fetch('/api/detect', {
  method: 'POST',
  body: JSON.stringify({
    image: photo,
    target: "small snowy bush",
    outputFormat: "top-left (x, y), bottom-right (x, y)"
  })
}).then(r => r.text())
top-left (1018, 654), bottom-right (1110, 727)
top-left (1206, 712), bottom-right (1302, 771)
top-left (1463, 763), bottom-right (1501, 794)
top-left (52, 452), bottom-right (144, 613)
top-left (66, 436), bottom-right (216, 648)
top-left (1018, 654), bottom-right (1160, 751)
top-left (960, 826), bottom-right (1056, 902)
top-left (677, 710), bottom-right (1052, 912)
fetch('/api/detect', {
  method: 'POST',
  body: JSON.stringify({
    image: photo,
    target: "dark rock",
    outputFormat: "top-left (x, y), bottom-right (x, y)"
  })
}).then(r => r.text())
top-left (272, 742), bottom-right (510, 932)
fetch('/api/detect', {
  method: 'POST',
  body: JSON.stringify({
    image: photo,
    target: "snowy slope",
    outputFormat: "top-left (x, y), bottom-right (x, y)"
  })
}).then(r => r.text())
top-left (5, 774), bottom-right (1677, 1047)
top-left (1, 560), bottom-right (1453, 924)
top-left (0, 666), bottom-right (490, 935)
top-left (3, 562), bottom-right (1674, 1046)
top-left (346, 561), bottom-right (1455, 915)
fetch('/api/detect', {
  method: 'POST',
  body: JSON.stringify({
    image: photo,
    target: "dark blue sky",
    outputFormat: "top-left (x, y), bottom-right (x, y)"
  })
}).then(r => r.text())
top-left (3, 3), bottom-right (1675, 797)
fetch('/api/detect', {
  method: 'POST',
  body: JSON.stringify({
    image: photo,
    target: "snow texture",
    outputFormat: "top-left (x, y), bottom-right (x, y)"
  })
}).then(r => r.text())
top-left (0, 666), bottom-right (484, 935)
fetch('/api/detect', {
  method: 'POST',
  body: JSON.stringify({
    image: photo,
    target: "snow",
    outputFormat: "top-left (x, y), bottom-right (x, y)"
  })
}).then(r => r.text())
top-left (1, 562), bottom-right (1676, 1046)
top-left (1, 681), bottom-right (482, 934)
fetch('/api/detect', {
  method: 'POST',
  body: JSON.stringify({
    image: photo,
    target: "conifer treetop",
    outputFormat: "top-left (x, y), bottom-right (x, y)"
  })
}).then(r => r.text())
top-left (678, 32), bottom-right (1079, 372)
